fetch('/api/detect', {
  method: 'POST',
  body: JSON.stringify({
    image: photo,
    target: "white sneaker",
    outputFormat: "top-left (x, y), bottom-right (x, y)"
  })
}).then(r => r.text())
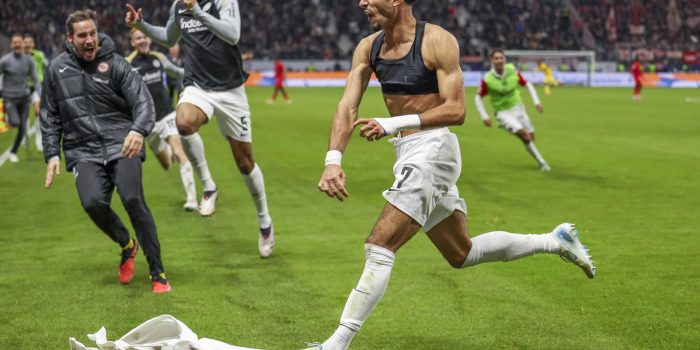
top-left (183, 198), bottom-right (198, 212)
top-left (265, 98), bottom-right (274, 105)
top-left (258, 224), bottom-right (275, 258)
top-left (285, 99), bottom-right (293, 105)
top-left (199, 190), bottom-right (218, 217)
top-left (552, 223), bottom-right (596, 279)
top-left (8, 153), bottom-right (19, 163)
top-left (539, 162), bottom-right (551, 172)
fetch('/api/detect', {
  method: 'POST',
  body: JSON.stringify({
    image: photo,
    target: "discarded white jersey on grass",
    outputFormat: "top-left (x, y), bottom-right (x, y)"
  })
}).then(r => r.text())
top-left (68, 314), bottom-right (259, 350)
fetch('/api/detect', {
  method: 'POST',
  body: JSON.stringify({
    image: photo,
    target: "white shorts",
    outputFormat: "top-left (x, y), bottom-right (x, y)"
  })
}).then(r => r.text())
top-left (30, 90), bottom-right (40, 104)
top-left (178, 84), bottom-right (252, 142)
top-left (382, 128), bottom-right (467, 232)
top-left (147, 112), bottom-right (178, 153)
top-left (496, 103), bottom-right (534, 134)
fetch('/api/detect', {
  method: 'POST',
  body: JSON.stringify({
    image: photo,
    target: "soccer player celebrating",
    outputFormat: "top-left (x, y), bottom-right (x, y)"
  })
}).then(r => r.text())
top-left (126, 0), bottom-right (275, 257)
top-left (127, 28), bottom-right (198, 211)
top-left (41, 10), bottom-right (170, 293)
top-left (266, 58), bottom-right (292, 104)
top-left (631, 57), bottom-right (643, 101)
top-left (312, 1), bottom-right (595, 349)
top-left (538, 60), bottom-right (558, 96)
top-left (475, 49), bottom-right (551, 171)
top-left (23, 35), bottom-right (47, 152)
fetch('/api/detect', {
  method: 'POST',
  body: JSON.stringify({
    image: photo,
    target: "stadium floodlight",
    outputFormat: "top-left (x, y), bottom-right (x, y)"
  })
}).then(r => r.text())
top-left (504, 50), bottom-right (596, 87)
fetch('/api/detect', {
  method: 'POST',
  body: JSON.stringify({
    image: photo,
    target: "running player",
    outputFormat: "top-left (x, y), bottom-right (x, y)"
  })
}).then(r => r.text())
top-left (538, 60), bottom-right (558, 96)
top-left (23, 35), bottom-right (47, 151)
top-left (631, 57), bottom-right (643, 101)
top-left (266, 58), bottom-right (292, 104)
top-left (0, 33), bottom-right (40, 163)
top-left (126, 0), bottom-right (275, 257)
top-left (127, 28), bottom-right (198, 211)
top-left (475, 49), bottom-right (551, 171)
top-left (311, 1), bottom-right (595, 349)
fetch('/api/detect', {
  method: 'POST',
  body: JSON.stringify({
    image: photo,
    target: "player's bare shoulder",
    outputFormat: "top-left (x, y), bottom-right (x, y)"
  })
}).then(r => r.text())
top-left (350, 32), bottom-right (381, 64)
top-left (422, 23), bottom-right (459, 70)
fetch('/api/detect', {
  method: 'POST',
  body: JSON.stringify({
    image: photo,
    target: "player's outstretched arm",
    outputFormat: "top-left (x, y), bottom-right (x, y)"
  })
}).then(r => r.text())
top-left (519, 72), bottom-right (543, 113)
top-left (152, 51), bottom-right (184, 79)
top-left (412, 26), bottom-right (466, 128)
top-left (126, 2), bottom-right (181, 48)
top-left (186, 0), bottom-right (241, 46)
top-left (318, 36), bottom-right (374, 202)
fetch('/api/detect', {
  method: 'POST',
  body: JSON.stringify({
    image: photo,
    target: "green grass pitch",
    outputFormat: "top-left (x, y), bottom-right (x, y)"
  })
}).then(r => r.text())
top-left (0, 86), bottom-right (698, 349)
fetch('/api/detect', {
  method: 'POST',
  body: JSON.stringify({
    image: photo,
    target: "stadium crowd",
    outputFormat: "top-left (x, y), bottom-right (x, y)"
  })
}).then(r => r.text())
top-left (0, 0), bottom-right (698, 64)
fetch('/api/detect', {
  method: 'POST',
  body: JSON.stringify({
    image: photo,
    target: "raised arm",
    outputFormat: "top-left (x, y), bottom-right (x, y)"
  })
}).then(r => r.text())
top-left (189, 0), bottom-right (241, 46)
top-left (318, 36), bottom-right (374, 201)
top-left (127, 2), bottom-right (181, 47)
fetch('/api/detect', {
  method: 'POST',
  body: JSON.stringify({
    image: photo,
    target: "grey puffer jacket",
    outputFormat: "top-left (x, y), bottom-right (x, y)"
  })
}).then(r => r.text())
top-left (40, 33), bottom-right (155, 170)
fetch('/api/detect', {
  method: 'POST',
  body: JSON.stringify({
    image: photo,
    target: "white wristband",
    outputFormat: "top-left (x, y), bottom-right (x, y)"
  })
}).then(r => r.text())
top-left (325, 150), bottom-right (342, 166)
top-left (373, 114), bottom-right (421, 135)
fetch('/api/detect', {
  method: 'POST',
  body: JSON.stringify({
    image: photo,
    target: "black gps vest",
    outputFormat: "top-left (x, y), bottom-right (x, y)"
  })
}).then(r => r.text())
top-left (370, 21), bottom-right (439, 95)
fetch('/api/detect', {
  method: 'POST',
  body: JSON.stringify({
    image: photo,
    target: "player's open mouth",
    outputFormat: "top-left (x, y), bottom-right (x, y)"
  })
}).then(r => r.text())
top-left (84, 46), bottom-right (95, 54)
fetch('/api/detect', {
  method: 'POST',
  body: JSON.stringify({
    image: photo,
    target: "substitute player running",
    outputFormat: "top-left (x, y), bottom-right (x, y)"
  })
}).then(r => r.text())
top-left (475, 49), bottom-right (550, 171)
top-left (311, 1), bottom-right (595, 349)
top-left (128, 28), bottom-right (198, 211)
top-left (126, 0), bottom-right (275, 257)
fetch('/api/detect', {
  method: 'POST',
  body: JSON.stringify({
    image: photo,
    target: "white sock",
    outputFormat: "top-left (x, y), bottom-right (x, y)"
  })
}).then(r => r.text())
top-left (462, 231), bottom-right (559, 267)
top-left (242, 163), bottom-right (271, 228)
top-left (180, 133), bottom-right (216, 192)
top-left (179, 161), bottom-right (197, 201)
top-left (323, 244), bottom-right (395, 350)
top-left (525, 141), bottom-right (547, 165)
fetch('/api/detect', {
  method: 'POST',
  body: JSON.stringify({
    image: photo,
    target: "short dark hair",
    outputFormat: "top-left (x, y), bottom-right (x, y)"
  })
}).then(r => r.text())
top-left (405, 0), bottom-right (416, 5)
top-left (66, 9), bottom-right (98, 35)
top-left (490, 48), bottom-right (505, 58)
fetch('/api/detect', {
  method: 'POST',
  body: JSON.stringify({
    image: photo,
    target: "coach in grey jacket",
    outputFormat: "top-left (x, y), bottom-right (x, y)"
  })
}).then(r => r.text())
top-left (40, 9), bottom-right (171, 293)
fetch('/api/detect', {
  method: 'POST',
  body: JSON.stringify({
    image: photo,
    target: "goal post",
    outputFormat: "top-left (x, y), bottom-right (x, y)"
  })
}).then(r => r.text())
top-left (503, 50), bottom-right (596, 87)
